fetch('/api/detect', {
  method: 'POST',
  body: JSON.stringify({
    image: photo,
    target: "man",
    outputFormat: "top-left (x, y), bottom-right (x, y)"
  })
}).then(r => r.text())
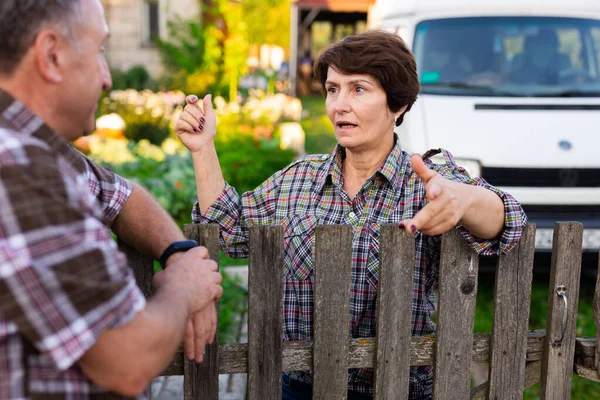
top-left (0, 0), bottom-right (221, 398)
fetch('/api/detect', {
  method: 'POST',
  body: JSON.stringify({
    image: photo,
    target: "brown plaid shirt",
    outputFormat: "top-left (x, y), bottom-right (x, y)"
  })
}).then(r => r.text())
top-left (0, 90), bottom-right (147, 399)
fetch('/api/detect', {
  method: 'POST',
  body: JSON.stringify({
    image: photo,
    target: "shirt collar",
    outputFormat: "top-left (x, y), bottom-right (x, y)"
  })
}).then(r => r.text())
top-left (0, 89), bottom-right (43, 133)
top-left (314, 134), bottom-right (406, 194)
top-left (0, 89), bottom-right (85, 169)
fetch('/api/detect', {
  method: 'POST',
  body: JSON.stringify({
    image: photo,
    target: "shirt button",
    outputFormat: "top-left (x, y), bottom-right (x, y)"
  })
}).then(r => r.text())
top-left (348, 212), bottom-right (356, 219)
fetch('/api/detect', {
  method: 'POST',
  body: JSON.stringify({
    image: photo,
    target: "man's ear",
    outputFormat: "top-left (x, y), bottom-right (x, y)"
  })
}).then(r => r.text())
top-left (33, 29), bottom-right (68, 83)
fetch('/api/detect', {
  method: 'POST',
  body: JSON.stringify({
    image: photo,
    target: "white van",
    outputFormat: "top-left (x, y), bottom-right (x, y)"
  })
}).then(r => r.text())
top-left (368, 0), bottom-right (600, 251)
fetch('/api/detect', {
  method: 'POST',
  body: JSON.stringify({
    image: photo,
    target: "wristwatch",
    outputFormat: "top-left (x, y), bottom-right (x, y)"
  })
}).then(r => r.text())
top-left (159, 240), bottom-right (198, 268)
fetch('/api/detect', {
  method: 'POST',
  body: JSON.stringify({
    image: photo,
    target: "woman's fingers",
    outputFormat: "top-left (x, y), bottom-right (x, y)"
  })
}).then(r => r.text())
top-left (184, 95), bottom-right (205, 122)
top-left (177, 112), bottom-right (199, 134)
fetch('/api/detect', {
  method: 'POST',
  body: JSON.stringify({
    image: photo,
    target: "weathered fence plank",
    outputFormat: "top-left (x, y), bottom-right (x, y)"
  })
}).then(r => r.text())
top-left (433, 228), bottom-right (479, 399)
top-left (374, 225), bottom-right (415, 399)
top-left (472, 360), bottom-right (542, 400)
top-left (247, 226), bottom-right (284, 400)
top-left (313, 225), bottom-right (352, 399)
top-left (574, 337), bottom-right (600, 382)
top-left (119, 240), bottom-right (154, 298)
top-left (120, 223), bottom-right (600, 400)
top-left (184, 224), bottom-right (221, 400)
top-left (119, 240), bottom-right (154, 398)
top-left (540, 222), bottom-right (583, 400)
top-left (488, 223), bottom-right (536, 399)
top-left (162, 330), bottom-right (547, 375)
top-left (576, 337), bottom-right (596, 369)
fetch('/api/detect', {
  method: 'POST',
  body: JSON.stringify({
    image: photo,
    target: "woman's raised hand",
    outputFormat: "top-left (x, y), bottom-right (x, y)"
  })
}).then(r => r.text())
top-left (175, 94), bottom-right (217, 153)
top-left (400, 154), bottom-right (472, 236)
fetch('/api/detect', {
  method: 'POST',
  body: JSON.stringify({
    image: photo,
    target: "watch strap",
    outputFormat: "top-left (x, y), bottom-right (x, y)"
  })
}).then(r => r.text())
top-left (159, 240), bottom-right (198, 268)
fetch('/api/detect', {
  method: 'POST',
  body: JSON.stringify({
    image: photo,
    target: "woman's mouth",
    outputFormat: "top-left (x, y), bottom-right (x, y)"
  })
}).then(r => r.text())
top-left (336, 121), bottom-right (358, 129)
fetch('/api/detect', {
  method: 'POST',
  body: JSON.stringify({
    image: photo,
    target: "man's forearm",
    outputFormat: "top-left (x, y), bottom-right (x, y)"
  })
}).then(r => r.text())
top-left (111, 182), bottom-right (186, 259)
top-left (79, 288), bottom-right (191, 396)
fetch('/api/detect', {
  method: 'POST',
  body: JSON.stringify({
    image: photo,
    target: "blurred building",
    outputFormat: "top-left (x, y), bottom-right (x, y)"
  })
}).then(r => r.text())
top-left (290, 0), bottom-right (375, 95)
top-left (100, 0), bottom-right (201, 77)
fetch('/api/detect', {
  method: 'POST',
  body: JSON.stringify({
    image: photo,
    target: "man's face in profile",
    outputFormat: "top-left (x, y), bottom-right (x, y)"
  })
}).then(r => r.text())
top-left (57, 0), bottom-right (112, 140)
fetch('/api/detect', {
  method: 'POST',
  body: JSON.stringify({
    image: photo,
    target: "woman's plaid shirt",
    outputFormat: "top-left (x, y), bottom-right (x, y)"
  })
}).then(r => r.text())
top-left (193, 139), bottom-right (526, 397)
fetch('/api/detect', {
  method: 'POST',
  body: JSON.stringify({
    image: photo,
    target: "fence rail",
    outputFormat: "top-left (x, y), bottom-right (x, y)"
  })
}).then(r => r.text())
top-left (120, 221), bottom-right (599, 399)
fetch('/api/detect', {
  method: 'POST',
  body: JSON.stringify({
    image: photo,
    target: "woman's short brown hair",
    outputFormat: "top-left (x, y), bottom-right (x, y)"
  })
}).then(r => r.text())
top-left (314, 30), bottom-right (420, 126)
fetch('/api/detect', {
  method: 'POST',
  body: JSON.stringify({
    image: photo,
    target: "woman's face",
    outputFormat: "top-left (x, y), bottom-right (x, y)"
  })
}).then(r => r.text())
top-left (324, 67), bottom-right (396, 153)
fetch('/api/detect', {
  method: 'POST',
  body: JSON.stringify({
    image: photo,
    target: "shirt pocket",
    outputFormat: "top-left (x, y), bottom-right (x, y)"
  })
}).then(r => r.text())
top-left (281, 214), bottom-right (317, 281)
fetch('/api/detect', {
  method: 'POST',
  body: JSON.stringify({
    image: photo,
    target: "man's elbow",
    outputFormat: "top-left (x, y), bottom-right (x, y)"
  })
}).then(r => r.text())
top-left (105, 372), bottom-right (152, 397)
top-left (83, 362), bottom-right (155, 397)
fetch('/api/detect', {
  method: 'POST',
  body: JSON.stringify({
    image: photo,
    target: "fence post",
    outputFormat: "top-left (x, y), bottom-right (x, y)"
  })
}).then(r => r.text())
top-left (247, 226), bottom-right (284, 400)
top-left (184, 224), bottom-right (221, 400)
top-left (540, 222), bottom-right (583, 400)
top-left (119, 240), bottom-right (155, 298)
top-left (119, 240), bottom-right (155, 398)
top-left (374, 225), bottom-right (415, 399)
top-left (487, 223), bottom-right (536, 399)
top-left (313, 225), bottom-right (352, 400)
top-left (433, 228), bottom-right (479, 399)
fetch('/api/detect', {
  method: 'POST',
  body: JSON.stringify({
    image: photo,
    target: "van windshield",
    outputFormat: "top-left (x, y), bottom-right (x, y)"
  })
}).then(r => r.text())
top-left (414, 17), bottom-right (600, 97)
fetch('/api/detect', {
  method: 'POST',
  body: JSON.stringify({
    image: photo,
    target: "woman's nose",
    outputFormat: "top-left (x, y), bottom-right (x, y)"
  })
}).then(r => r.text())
top-left (333, 91), bottom-right (351, 113)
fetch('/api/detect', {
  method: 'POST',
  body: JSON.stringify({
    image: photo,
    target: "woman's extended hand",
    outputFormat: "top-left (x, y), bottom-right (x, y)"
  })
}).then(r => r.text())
top-left (175, 94), bottom-right (217, 153)
top-left (400, 154), bottom-right (473, 236)
top-left (400, 154), bottom-right (505, 239)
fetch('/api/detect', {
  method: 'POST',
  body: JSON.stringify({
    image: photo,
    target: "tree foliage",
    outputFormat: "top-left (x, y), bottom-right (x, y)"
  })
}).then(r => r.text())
top-left (241, 0), bottom-right (291, 47)
top-left (156, 0), bottom-right (290, 99)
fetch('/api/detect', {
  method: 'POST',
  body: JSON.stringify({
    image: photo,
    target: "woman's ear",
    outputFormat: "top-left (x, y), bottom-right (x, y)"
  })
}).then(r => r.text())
top-left (395, 105), bottom-right (409, 127)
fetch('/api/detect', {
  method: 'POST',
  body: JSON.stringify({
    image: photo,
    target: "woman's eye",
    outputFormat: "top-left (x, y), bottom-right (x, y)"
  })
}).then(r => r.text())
top-left (327, 87), bottom-right (337, 94)
top-left (355, 86), bottom-right (365, 93)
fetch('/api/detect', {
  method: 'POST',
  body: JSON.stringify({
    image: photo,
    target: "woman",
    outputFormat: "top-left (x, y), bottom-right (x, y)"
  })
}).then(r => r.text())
top-left (175, 30), bottom-right (526, 400)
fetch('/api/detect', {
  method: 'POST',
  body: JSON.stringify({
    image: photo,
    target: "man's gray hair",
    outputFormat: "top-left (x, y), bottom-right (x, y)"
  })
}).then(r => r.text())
top-left (0, 0), bottom-right (83, 75)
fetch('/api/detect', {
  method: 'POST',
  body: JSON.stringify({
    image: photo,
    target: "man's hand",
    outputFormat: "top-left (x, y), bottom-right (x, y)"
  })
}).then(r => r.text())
top-left (153, 247), bottom-right (223, 317)
top-left (161, 247), bottom-right (220, 361)
top-left (400, 154), bottom-right (472, 236)
top-left (184, 303), bottom-right (218, 362)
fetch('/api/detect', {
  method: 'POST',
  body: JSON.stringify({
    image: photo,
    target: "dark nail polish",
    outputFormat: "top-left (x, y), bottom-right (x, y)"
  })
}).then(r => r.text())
top-left (411, 225), bottom-right (417, 233)
top-left (200, 117), bottom-right (206, 123)
top-left (199, 125), bottom-right (204, 130)
top-left (193, 128), bottom-right (198, 133)
top-left (399, 223), bottom-right (405, 229)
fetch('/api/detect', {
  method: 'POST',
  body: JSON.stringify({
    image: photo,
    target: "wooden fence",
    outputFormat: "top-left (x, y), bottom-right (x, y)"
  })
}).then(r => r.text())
top-left (121, 221), bottom-right (600, 399)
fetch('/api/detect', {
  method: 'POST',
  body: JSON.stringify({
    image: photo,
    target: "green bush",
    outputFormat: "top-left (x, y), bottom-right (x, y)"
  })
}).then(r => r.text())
top-left (98, 90), bottom-right (184, 146)
top-left (216, 135), bottom-right (295, 195)
top-left (123, 122), bottom-right (170, 146)
top-left (299, 96), bottom-right (337, 155)
top-left (110, 65), bottom-right (154, 91)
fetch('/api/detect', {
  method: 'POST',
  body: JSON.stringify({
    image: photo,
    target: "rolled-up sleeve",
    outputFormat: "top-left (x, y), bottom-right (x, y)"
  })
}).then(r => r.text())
top-left (192, 172), bottom-right (282, 258)
top-left (81, 153), bottom-right (133, 227)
